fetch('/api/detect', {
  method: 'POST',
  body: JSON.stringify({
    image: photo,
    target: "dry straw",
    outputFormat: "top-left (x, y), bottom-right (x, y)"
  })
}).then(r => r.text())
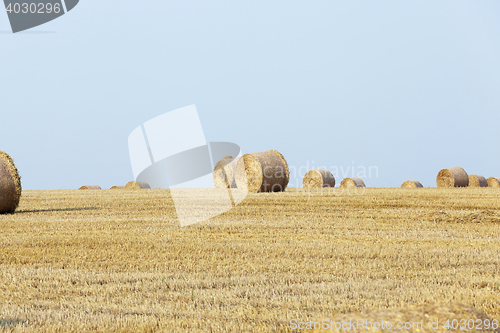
top-left (302, 169), bottom-right (335, 189)
top-left (340, 178), bottom-right (365, 188)
top-left (125, 181), bottom-right (151, 189)
top-left (436, 167), bottom-right (469, 188)
top-left (0, 151), bottom-right (22, 214)
top-left (79, 185), bottom-right (101, 190)
top-left (468, 175), bottom-right (488, 188)
top-left (401, 180), bottom-right (423, 188)
top-left (235, 149), bottom-right (289, 193)
top-left (213, 155), bottom-right (237, 188)
top-left (487, 177), bottom-right (500, 188)
top-left (110, 186), bottom-right (125, 190)
top-left (306, 302), bottom-right (495, 332)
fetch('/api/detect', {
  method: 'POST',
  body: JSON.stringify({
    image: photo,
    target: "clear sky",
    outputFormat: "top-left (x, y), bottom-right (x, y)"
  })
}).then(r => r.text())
top-left (1, 1), bottom-right (500, 190)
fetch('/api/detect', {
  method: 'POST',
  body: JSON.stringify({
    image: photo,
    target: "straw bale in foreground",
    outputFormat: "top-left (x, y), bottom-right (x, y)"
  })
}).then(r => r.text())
top-left (0, 151), bottom-right (21, 214)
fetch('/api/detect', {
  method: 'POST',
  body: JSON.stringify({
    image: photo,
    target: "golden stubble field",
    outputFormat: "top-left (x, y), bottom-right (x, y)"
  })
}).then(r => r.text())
top-left (0, 188), bottom-right (499, 332)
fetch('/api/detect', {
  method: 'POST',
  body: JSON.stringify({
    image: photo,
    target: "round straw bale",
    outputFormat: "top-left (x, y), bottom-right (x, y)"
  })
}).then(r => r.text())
top-left (234, 150), bottom-right (289, 193)
top-left (302, 169), bottom-right (335, 189)
top-left (213, 155), bottom-right (237, 189)
top-left (225, 157), bottom-right (239, 189)
top-left (79, 185), bottom-right (101, 190)
top-left (339, 178), bottom-right (365, 188)
top-left (269, 150), bottom-right (290, 189)
top-left (0, 151), bottom-right (22, 214)
top-left (125, 181), bottom-right (151, 189)
top-left (436, 167), bottom-right (469, 188)
top-left (487, 177), bottom-right (500, 188)
top-left (401, 180), bottom-right (423, 188)
top-left (468, 175), bottom-right (488, 187)
top-left (110, 185), bottom-right (125, 190)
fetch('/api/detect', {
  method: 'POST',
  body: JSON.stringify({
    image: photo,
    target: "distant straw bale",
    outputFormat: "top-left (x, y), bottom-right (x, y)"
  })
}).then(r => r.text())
top-left (234, 150), bottom-right (289, 193)
top-left (401, 180), bottom-right (423, 188)
top-left (79, 185), bottom-right (101, 190)
top-left (340, 178), bottom-right (365, 188)
top-left (125, 181), bottom-right (151, 189)
top-left (468, 175), bottom-right (488, 188)
top-left (110, 186), bottom-right (125, 190)
top-left (303, 169), bottom-right (335, 189)
top-left (213, 155), bottom-right (237, 189)
top-left (305, 302), bottom-right (496, 332)
top-left (0, 151), bottom-right (22, 214)
top-left (436, 167), bottom-right (469, 188)
top-left (487, 177), bottom-right (500, 188)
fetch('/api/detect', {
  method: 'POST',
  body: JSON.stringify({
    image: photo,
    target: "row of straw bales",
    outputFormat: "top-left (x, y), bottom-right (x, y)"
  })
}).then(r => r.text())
top-left (213, 150), bottom-right (424, 191)
top-left (401, 167), bottom-right (499, 189)
top-left (74, 161), bottom-right (500, 193)
top-left (214, 152), bottom-right (500, 191)
top-left (302, 166), bottom-right (499, 189)
top-left (301, 171), bottom-right (424, 189)
top-left (80, 164), bottom-right (500, 193)
top-left (3, 147), bottom-right (500, 216)
top-left (214, 150), bottom-right (369, 192)
top-left (436, 166), bottom-right (499, 188)
top-left (302, 170), bottom-right (367, 189)
top-left (300, 167), bottom-right (499, 190)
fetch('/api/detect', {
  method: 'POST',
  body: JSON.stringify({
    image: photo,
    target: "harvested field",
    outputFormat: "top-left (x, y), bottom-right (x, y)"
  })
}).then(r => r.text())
top-left (0, 188), bottom-right (500, 332)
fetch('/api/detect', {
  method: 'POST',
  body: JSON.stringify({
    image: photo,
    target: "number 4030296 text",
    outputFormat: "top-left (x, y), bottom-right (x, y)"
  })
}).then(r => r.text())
top-left (5, 3), bottom-right (61, 14)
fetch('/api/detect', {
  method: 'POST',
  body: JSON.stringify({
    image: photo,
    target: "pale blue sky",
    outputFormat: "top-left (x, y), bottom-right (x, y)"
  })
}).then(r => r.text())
top-left (1, 1), bottom-right (500, 190)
